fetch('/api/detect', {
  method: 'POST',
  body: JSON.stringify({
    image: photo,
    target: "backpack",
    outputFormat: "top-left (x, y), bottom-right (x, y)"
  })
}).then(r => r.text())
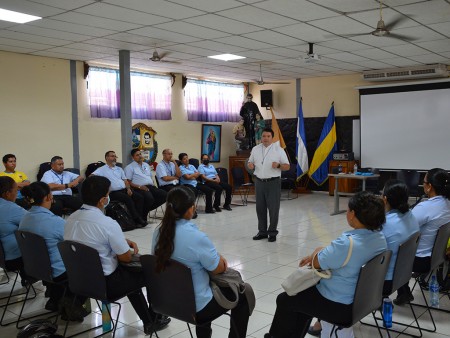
top-left (17, 319), bottom-right (61, 338)
top-left (105, 201), bottom-right (136, 232)
top-left (85, 161), bottom-right (105, 177)
top-left (37, 162), bottom-right (51, 181)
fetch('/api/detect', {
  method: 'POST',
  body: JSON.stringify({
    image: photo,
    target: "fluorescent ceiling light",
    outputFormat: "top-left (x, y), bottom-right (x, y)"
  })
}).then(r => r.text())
top-left (0, 8), bottom-right (42, 24)
top-left (208, 54), bottom-right (246, 61)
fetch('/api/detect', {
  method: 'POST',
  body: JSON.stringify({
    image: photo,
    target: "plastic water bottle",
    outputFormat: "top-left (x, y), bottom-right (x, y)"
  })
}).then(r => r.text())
top-left (353, 163), bottom-right (358, 174)
top-left (102, 302), bottom-right (112, 332)
top-left (429, 275), bottom-right (440, 308)
top-left (382, 298), bottom-right (393, 328)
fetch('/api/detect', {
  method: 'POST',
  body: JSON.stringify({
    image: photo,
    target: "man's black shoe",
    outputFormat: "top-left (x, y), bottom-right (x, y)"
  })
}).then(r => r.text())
top-left (223, 205), bottom-right (232, 211)
top-left (214, 206), bottom-right (222, 212)
top-left (253, 233), bottom-right (267, 240)
top-left (45, 298), bottom-right (59, 312)
top-left (205, 209), bottom-right (216, 214)
top-left (144, 316), bottom-right (171, 334)
top-left (393, 293), bottom-right (414, 306)
top-left (268, 236), bottom-right (277, 242)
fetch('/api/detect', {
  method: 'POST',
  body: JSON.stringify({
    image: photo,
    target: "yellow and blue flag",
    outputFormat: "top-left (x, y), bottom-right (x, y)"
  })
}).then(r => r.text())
top-left (308, 103), bottom-right (337, 185)
top-left (296, 98), bottom-right (308, 178)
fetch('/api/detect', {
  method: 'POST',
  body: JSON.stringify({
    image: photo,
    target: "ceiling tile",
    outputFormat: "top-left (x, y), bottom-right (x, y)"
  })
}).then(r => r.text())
top-left (349, 34), bottom-right (409, 48)
top-left (184, 14), bottom-right (261, 34)
top-left (244, 30), bottom-right (305, 47)
top-left (352, 60), bottom-right (400, 69)
top-left (9, 25), bottom-right (93, 42)
top-left (253, 0), bottom-right (339, 21)
top-left (0, 44), bottom-right (36, 53)
top-left (428, 22), bottom-right (450, 37)
top-left (352, 48), bottom-right (398, 59)
top-left (392, 25), bottom-right (447, 42)
top-left (28, 18), bottom-right (115, 37)
top-left (217, 6), bottom-right (298, 29)
top-left (319, 38), bottom-right (372, 52)
top-left (274, 23), bottom-right (338, 43)
top-left (50, 12), bottom-right (142, 31)
top-left (260, 47), bottom-right (304, 58)
top-left (0, 0), bottom-right (65, 16)
top-left (43, 46), bottom-right (111, 59)
top-left (154, 21), bottom-right (230, 39)
top-left (308, 0), bottom-right (379, 13)
top-left (381, 57), bottom-right (421, 67)
top-left (416, 39), bottom-right (450, 53)
top-left (309, 16), bottom-right (373, 35)
top-left (348, 8), bottom-right (418, 30)
top-left (396, 0), bottom-right (450, 24)
top-left (85, 36), bottom-right (155, 51)
top-left (382, 43), bottom-right (430, 56)
top-left (0, 37), bottom-right (54, 50)
top-left (326, 52), bottom-right (369, 62)
top-left (189, 40), bottom-right (248, 53)
top-left (0, 30), bottom-right (69, 46)
top-left (27, 0), bottom-right (93, 10)
top-left (168, 0), bottom-right (242, 12)
top-left (128, 27), bottom-right (202, 44)
top-left (214, 36), bottom-right (276, 50)
top-left (407, 53), bottom-right (450, 63)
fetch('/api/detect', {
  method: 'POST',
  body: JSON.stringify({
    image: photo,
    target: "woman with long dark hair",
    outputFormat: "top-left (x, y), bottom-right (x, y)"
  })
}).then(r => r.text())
top-left (152, 186), bottom-right (250, 338)
top-left (395, 168), bottom-right (450, 305)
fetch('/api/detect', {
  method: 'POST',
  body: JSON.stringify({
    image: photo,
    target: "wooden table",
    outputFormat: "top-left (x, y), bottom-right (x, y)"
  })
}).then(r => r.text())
top-left (328, 173), bottom-right (380, 215)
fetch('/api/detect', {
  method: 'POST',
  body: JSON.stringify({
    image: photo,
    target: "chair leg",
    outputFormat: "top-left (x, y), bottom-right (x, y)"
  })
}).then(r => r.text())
top-left (0, 269), bottom-right (10, 285)
top-left (186, 323), bottom-right (194, 338)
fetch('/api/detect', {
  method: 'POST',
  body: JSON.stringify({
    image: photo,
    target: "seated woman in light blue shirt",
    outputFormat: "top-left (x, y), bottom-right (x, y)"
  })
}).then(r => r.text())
top-left (381, 180), bottom-right (419, 296)
top-left (395, 168), bottom-right (450, 305)
top-left (265, 191), bottom-right (387, 338)
top-left (152, 186), bottom-right (250, 338)
top-left (0, 176), bottom-right (27, 282)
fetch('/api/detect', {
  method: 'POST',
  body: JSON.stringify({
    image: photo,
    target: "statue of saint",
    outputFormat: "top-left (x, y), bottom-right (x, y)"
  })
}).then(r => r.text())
top-left (239, 93), bottom-right (260, 149)
top-left (232, 119), bottom-right (248, 150)
top-left (254, 113), bottom-right (265, 145)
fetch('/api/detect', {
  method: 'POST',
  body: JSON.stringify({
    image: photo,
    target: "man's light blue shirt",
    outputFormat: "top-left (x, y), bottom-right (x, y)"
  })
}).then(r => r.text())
top-left (124, 161), bottom-right (154, 186)
top-left (93, 165), bottom-right (126, 191)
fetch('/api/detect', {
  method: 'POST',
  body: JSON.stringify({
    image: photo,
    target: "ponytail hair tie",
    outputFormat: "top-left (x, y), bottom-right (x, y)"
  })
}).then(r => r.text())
top-left (27, 197), bottom-right (35, 204)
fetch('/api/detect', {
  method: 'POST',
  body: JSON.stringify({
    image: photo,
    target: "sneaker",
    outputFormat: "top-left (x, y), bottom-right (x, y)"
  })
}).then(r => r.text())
top-left (393, 293), bottom-right (414, 306)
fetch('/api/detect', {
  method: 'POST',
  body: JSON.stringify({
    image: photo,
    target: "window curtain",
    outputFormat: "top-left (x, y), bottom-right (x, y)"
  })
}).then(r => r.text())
top-left (184, 79), bottom-right (244, 122)
top-left (88, 67), bottom-right (172, 120)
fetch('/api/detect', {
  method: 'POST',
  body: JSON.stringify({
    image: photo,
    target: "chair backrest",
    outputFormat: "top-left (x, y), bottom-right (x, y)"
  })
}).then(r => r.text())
top-left (429, 222), bottom-right (450, 272)
top-left (351, 250), bottom-right (392, 325)
top-left (397, 170), bottom-right (420, 196)
top-left (64, 168), bottom-right (80, 175)
top-left (391, 232), bottom-right (421, 292)
top-left (140, 255), bottom-right (197, 325)
top-left (37, 162), bottom-right (51, 181)
top-left (231, 167), bottom-right (245, 187)
top-left (189, 158), bottom-right (199, 169)
top-left (57, 240), bottom-right (108, 300)
top-left (216, 167), bottom-right (228, 184)
top-left (85, 161), bottom-right (105, 177)
top-left (15, 230), bottom-right (54, 283)
top-left (0, 240), bottom-right (7, 270)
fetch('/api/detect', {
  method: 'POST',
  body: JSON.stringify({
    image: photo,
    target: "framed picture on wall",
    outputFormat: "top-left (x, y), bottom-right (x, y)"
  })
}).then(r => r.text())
top-left (201, 124), bottom-right (221, 162)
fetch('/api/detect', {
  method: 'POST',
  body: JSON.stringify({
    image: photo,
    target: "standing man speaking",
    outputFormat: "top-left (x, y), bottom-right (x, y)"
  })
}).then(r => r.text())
top-left (247, 128), bottom-right (290, 242)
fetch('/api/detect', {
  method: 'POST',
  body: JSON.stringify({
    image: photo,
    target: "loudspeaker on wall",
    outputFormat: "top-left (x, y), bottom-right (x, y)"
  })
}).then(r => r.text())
top-left (260, 90), bottom-right (273, 108)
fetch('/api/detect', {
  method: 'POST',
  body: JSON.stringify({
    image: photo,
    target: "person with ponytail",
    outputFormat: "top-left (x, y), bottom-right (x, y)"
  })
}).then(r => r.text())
top-left (19, 182), bottom-right (71, 314)
top-left (0, 176), bottom-right (28, 281)
top-left (395, 168), bottom-right (450, 305)
top-left (381, 180), bottom-right (420, 296)
top-left (152, 186), bottom-right (250, 338)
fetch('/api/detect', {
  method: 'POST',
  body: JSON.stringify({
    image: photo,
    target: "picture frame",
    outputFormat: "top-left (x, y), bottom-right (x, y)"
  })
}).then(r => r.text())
top-left (201, 124), bottom-right (221, 162)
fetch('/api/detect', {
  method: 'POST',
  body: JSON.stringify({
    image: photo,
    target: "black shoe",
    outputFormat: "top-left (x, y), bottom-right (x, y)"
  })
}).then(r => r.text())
top-left (214, 206), bottom-right (222, 212)
top-left (264, 334), bottom-right (273, 338)
top-left (45, 298), bottom-right (59, 312)
top-left (193, 211), bottom-right (198, 219)
top-left (144, 316), bottom-right (171, 334)
top-left (393, 293), bottom-right (414, 306)
top-left (268, 235), bottom-right (277, 242)
top-left (307, 326), bottom-right (322, 337)
top-left (253, 233), bottom-right (267, 240)
top-left (205, 209), bottom-right (216, 214)
top-left (223, 205), bottom-right (232, 211)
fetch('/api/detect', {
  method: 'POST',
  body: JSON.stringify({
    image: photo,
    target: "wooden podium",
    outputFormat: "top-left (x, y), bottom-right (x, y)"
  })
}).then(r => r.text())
top-left (228, 155), bottom-right (255, 194)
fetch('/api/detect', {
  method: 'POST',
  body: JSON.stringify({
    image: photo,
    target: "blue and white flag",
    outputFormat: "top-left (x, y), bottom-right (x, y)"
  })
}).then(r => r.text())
top-left (296, 98), bottom-right (308, 178)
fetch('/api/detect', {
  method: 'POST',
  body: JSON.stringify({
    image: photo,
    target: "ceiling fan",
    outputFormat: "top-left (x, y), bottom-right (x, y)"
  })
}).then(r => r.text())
top-left (341, 1), bottom-right (416, 41)
top-left (253, 64), bottom-right (290, 85)
top-left (149, 48), bottom-right (180, 63)
top-left (304, 43), bottom-right (321, 63)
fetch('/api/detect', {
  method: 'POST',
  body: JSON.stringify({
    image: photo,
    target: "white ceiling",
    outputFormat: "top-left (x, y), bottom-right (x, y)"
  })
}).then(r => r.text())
top-left (0, 0), bottom-right (449, 82)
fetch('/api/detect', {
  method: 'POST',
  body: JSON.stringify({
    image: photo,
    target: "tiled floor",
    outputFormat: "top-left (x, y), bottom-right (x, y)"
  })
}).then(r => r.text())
top-left (1, 192), bottom-right (449, 337)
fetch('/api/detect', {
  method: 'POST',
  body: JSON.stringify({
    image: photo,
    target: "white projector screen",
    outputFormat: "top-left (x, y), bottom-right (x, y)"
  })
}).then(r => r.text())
top-left (360, 81), bottom-right (450, 170)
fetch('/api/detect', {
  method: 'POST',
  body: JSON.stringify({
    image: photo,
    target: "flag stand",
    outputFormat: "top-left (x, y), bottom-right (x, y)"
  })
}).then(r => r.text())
top-left (294, 175), bottom-right (312, 194)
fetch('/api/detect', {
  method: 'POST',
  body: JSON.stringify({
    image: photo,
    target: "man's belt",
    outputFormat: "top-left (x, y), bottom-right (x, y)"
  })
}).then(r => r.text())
top-left (256, 176), bottom-right (280, 182)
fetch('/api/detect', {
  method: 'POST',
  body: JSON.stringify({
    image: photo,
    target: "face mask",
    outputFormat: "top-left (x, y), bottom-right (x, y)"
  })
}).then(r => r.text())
top-left (202, 160), bottom-right (209, 165)
top-left (103, 196), bottom-right (110, 208)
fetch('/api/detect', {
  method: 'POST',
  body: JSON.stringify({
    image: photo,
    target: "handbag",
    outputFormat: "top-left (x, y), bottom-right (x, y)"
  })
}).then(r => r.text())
top-left (281, 235), bottom-right (354, 296)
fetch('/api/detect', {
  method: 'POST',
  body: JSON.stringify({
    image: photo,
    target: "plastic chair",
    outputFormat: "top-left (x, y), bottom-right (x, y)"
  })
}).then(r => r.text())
top-left (140, 255), bottom-right (236, 338)
top-left (328, 250), bottom-right (392, 338)
top-left (281, 164), bottom-right (298, 200)
top-left (14, 231), bottom-right (63, 328)
top-left (362, 232), bottom-right (422, 337)
top-left (189, 158), bottom-right (200, 169)
top-left (58, 240), bottom-right (158, 338)
top-left (0, 240), bottom-right (36, 326)
top-left (231, 167), bottom-right (253, 206)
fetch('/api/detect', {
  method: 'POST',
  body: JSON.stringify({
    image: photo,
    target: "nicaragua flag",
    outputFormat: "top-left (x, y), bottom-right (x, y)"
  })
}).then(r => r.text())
top-left (296, 98), bottom-right (308, 178)
top-left (308, 103), bottom-right (337, 185)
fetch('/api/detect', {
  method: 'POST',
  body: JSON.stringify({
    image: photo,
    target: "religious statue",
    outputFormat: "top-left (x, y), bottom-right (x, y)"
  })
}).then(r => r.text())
top-left (254, 113), bottom-right (265, 145)
top-left (232, 119), bottom-right (248, 150)
top-left (239, 93), bottom-right (260, 149)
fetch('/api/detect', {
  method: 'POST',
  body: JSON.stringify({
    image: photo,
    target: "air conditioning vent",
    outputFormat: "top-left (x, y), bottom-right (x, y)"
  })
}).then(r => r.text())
top-left (362, 64), bottom-right (448, 81)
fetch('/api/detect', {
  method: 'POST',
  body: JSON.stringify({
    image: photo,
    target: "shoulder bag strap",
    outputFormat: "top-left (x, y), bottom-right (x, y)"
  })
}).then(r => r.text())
top-left (341, 235), bottom-right (354, 268)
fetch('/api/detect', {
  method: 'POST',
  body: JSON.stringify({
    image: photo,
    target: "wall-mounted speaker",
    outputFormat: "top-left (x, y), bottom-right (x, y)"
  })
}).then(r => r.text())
top-left (260, 90), bottom-right (273, 108)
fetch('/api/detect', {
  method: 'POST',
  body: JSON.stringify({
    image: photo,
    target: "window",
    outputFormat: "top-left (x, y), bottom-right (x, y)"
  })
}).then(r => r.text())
top-left (184, 79), bottom-right (244, 122)
top-left (88, 67), bottom-right (172, 120)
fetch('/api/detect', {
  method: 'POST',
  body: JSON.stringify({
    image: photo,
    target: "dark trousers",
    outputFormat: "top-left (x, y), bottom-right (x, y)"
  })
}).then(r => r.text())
top-left (184, 184), bottom-right (215, 212)
top-left (5, 257), bottom-right (27, 281)
top-left (51, 195), bottom-right (83, 217)
top-left (160, 184), bottom-right (178, 192)
top-left (269, 287), bottom-right (352, 338)
top-left (205, 181), bottom-right (232, 207)
top-left (397, 256), bottom-right (431, 297)
top-left (109, 189), bottom-right (143, 221)
top-left (196, 287), bottom-right (250, 338)
top-left (133, 186), bottom-right (167, 219)
top-left (105, 265), bottom-right (156, 324)
top-left (255, 178), bottom-right (281, 236)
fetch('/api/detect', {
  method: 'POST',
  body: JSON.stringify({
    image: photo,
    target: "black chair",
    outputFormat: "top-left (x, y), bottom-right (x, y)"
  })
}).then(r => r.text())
top-left (397, 170), bottom-right (421, 200)
top-left (231, 167), bottom-right (253, 206)
top-left (189, 158), bottom-right (200, 169)
top-left (362, 232), bottom-right (422, 337)
top-left (328, 250), bottom-right (392, 338)
top-left (281, 163), bottom-right (298, 200)
top-left (58, 240), bottom-right (157, 338)
top-left (140, 255), bottom-right (236, 338)
top-left (409, 222), bottom-right (450, 325)
top-left (216, 167), bottom-right (232, 202)
top-left (0, 240), bottom-right (35, 326)
top-left (14, 231), bottom-right (63, 328)
top-left (37, 162), bottom-right (51, 181)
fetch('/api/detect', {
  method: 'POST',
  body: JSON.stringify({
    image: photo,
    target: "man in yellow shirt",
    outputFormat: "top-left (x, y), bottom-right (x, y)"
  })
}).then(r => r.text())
top-left (1, 154), bottom-right (30, 208)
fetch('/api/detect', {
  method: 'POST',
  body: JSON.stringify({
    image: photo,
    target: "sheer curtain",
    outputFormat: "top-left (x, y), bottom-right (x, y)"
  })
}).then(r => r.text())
top-left (88, 67), bottom-right (172, 120)
top-left (184, 79), bottom-right (244, 122)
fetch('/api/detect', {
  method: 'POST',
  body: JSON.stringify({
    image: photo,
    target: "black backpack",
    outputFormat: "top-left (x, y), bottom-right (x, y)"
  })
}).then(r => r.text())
top-left (85, 161), bottom-right (105, 177)
top-left (105, 201), bottom-right (136, 232)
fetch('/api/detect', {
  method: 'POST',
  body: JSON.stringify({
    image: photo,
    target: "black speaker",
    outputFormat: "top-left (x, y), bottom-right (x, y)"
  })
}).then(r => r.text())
top-left (260, 90), bottom-right (273, 108)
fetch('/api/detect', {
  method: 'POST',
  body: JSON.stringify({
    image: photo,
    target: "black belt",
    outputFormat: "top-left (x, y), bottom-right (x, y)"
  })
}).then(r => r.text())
top-left (256, 176), bottom-right (280, 182)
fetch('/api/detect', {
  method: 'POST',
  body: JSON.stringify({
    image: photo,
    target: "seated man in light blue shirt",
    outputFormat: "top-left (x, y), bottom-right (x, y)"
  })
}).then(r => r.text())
top-left (125, 149), bottom-right (167, 221)
top-left (198, 154), bottom-right (232, 211)
top-left (178, 153), bottom-right (215, 214)
top-left (92, 151), bottom-right (146, 227)
top-left (155, 148), bottom-right (181, 192)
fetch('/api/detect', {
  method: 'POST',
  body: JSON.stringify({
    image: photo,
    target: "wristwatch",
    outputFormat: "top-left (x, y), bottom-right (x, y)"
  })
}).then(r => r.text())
top-left (65, 183), bottom-right (69, 189)
top-left (277, 163), bottom-right (281, 168)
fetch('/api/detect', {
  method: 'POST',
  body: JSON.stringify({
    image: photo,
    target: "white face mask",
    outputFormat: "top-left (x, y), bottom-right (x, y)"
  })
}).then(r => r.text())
top-left (103, 196), bottom-right (110, 208)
